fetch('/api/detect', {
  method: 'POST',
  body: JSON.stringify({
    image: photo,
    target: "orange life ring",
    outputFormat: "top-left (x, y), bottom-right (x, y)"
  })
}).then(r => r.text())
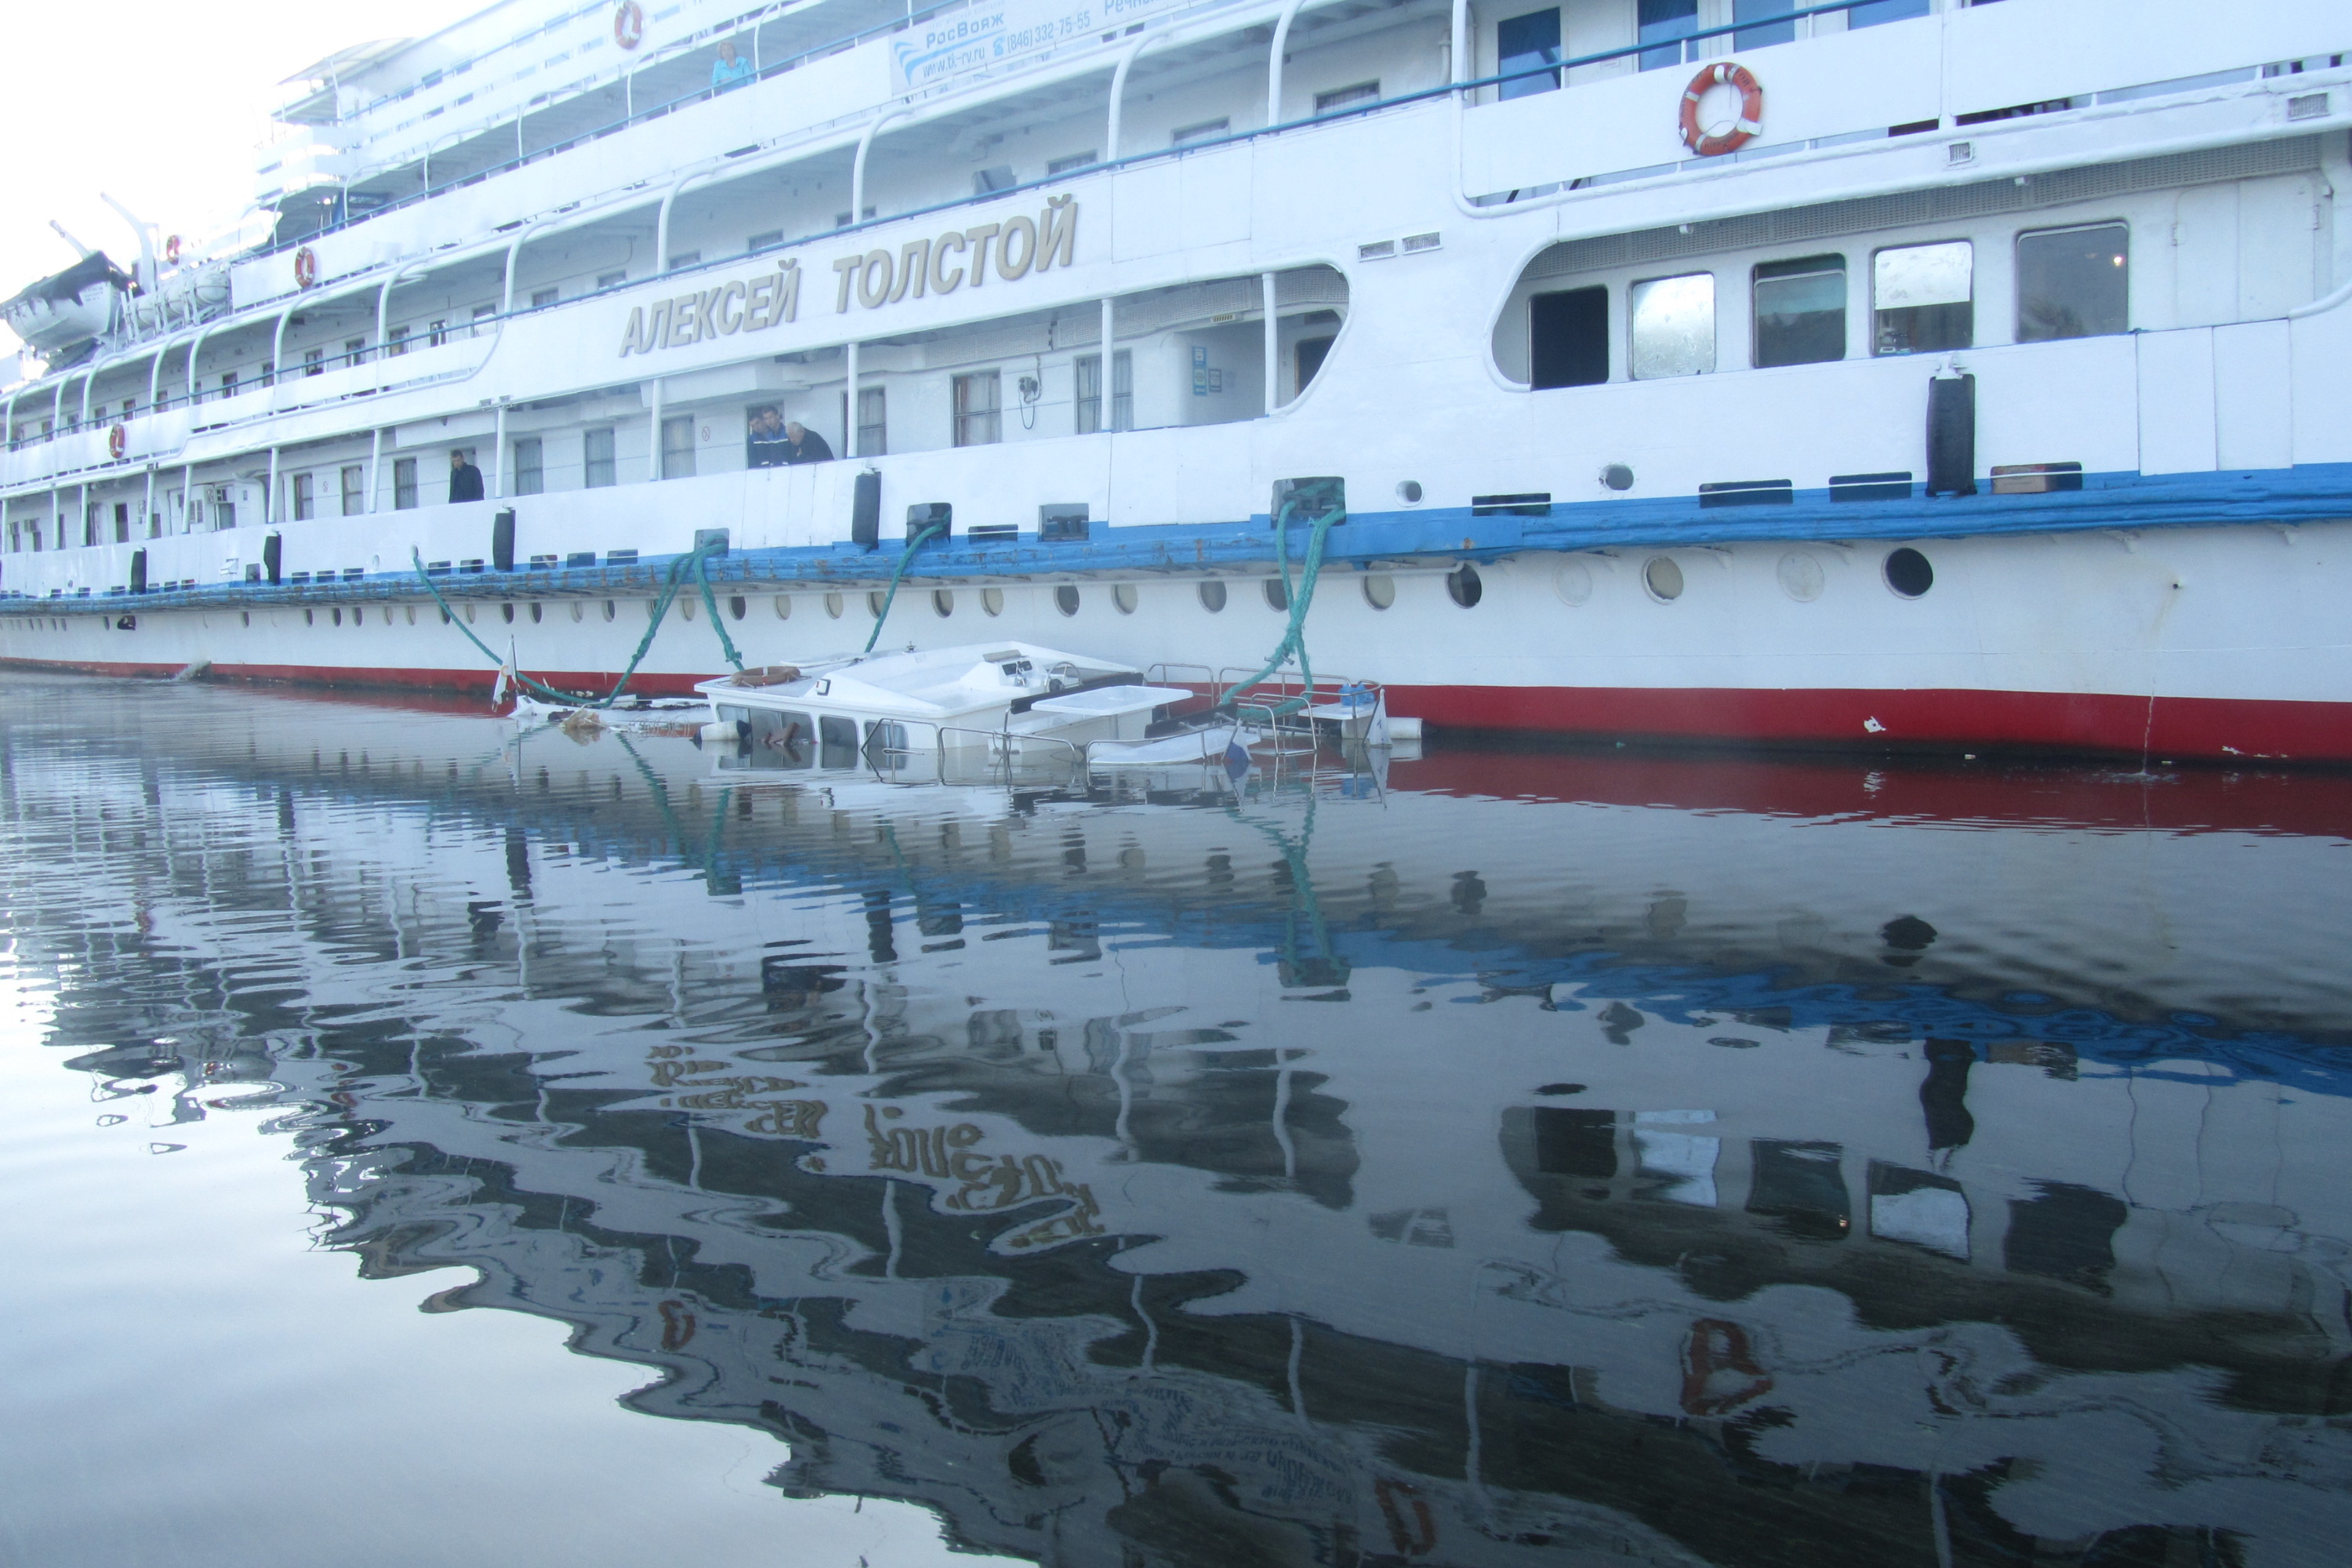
top-left (108, 425), bottom-right (126, 459)
top-left (613, 1), bottom-right (644, 50)
top-left (294, 246), bottom-right (318, 289)
top-left (1679, 62), bottom-right (1763, 157)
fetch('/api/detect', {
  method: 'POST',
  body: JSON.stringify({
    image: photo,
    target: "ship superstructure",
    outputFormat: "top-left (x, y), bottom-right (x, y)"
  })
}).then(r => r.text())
top-left (2, 0), bottom-right (2349, 760)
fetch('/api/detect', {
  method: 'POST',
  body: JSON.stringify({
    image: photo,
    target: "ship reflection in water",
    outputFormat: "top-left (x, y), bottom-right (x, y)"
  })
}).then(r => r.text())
top-left (5, 672), bottom-right (2350, 1568)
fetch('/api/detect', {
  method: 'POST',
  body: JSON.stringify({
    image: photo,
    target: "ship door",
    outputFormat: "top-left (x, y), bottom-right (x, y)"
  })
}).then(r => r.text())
top-left (129, 549), bottom-right (147, 594)
top-left (262, 532), bottom-right (282, 585)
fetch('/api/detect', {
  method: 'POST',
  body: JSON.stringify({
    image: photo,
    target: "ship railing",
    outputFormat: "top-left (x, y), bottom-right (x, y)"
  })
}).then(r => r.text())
top-left (932, 726), bottom-right (1088, 788)
top-left (1143, 663), bottom-right (1218, 720)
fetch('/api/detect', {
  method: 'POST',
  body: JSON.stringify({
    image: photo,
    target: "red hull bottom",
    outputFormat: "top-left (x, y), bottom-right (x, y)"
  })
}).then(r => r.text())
top-left (8, 658), bottom-right (2348, 764)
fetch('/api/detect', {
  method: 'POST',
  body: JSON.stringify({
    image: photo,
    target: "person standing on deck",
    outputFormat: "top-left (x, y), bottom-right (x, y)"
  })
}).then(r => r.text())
top-left (448, 449), bottom-right (485, 503)
top-left (782, 421), bottom-right (833, 464)
top-left (746, 407), bottom-right (790, 468)
top-left (710, 39), bottom-right (752, 93)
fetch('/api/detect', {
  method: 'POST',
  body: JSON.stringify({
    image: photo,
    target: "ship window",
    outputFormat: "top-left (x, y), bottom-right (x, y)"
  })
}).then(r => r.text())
top-left (1055, 584), bottom-right (1081, 616)
top-left (393, 457), bottom-right (419, 510)
top-left (954, 372), bottom-right (1001, 447)
top-left (583, 427), bottom-right (617, 488)
top-left (818, 715), bottom-right (858, 768)
top-left (1873, 241), bottom-right (1973, 355)
top-left (1850, 0), bottom-right (1930, 27)
top-left (1111, 349), bottom-right (1133, 432)
top-left (1638, 0), bottom-right (1697, 71)
top-left (1295, 336), bottom-right (1334, 394)
top-left (344, 337), bottom-right (366, 365)
top-left (340, 466), bottom-right (364, 517)
top-left (1199, 579), bottom-right (1227, 612)
top-left (767, 711), bottom-right (813, 768)
top-left (1497, 11), bottom-right (1560, 100)
top-left (2017, 223), bottom-right (2129, 342)
top-left (667, 252), bottom-right (700, 271)
top-left (742, 234), bottom-right (779, 256)
top-left (293, 473), bottom-right (314, 521)
top-left (661, 416), bottom-right (695, 480)
top-left (1733, 0), bottom-right (1798, 52)
top-left (1752, 255), bottom-right (1846, 368)
top-left (303, 347), bottom-right (324, 376)
top-left (387, 326), bottom-right (410, 357)
top-left (1315, 82), bottom-right (1380, 114)
top-left (1265, 576), bottom-right (1290, 611)
top-left (1047, 151), bottom-right (1098, 176)
top-left (933, 589), bottom-right (955, 617)
top-left (1630, 273), bottom-right (1715, 379)
top-left (973, 165), bottom-right (1016, 195)
top-left (1530, 286), bottom-right (1607, 388)
top-left (470, 305), bottom-right (495, 336)
top-left (852, 386), bottom-right (887, 456)
top-left (530, 288), bottom-right (558, 310)
top-left (1114, 583), bottom-right (1138, 614)
top-left (513, 437), bottom-right (544, 496)
top-left (598, 270), bottom-right (629, 289)
top-left (1075, 354), bottom-right (1104, 434)
top-left (982, 587), bottom-right (1004, 615)
top-left (1171, 118), bottom-right (1229, 146)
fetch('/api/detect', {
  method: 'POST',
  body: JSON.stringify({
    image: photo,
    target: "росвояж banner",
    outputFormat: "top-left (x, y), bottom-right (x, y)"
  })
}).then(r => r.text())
top-left (889, 0), bottom-right (1193, 93)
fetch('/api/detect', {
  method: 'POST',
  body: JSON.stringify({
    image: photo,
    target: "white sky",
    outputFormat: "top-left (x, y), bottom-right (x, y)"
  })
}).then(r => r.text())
top-left (1, 0), bottom-right (488, 354)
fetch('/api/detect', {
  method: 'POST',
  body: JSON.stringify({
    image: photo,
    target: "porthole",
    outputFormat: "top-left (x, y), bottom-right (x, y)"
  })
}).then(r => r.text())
top-left (982, 586), bottom-right (1004, 616)
top-left (932, 588), bottom-right (955, 617)
top-left (1446, 563), bottom-right (1483, 608)
top-left (241, 611), bottom-right (251, 627)
top-left (407, 604), bottom-right (418, 625)
top-left (866, 590), bottom-right (887, 616)
top-left (1396, 481), bottom-right (1423, 504)
top-left (1884, 546), bottom-right (1933, 598)
top-left (1553, 561), bottom-right (1592, 606)
top-left (332, 607), bottom-right (343, 626)
top-left (1054, 584), bottom-right (1081, 616)
top-left (772, 595), bottom-right (791, 619)
top-left (824, 591), bottom-right (844, 619)
top-left (1777, 551), bottom-right (1825, 602)
top-left (570, 601), bottom-right (585, 622)
top-left (1198, 579), bottom-right (1227, 612)
top-left (499, 602), bottom-right (514, 623)
top-left (1643, 557), bottom-right (1684, 602)
top-left (601, 600), bottom-right (614, 622)
top-left (351, 608), bottom-right (363, 626)
top-left (1264, 577), bottom-right (1290, 611)
top-left (728, 595), bottom-right (746, 621)
top-left (464, 604), bottom-right (477, 623)
top-left (1363, 574), bottom-right (1396, 610)
top-left (681, 596), bottom-right (696, 621)
top-left (304, 608), bottom-right (314, 626)
top-left (1113, 583), bottom-right (1138, 615)
top-left (531, 602), bottom-right (544, 623)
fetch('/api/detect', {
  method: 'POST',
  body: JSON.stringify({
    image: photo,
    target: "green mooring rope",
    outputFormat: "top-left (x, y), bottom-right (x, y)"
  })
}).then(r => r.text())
top-left (862, 518), bottom-right (952, 653)
top-left (411, 539), bottom-right (742, 709)
top-left (1218, 498), bottom-right (1348, 712)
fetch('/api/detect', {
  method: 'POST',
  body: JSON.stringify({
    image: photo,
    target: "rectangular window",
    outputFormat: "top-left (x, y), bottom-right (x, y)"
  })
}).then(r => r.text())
top-left (1074, 354), bottom-right (1103, 434)
top-left (1638, 0), bottom-right (1698, 72)
top-left (1629, 273), bottom-right (1715, 379)
top-left (1111, 348), bottom-right (1134, 432)
top-left (122, 398), bottom-right (135, 417)
top-left (1850, 0), bottom-right (1930, 27)
top-left (530, 287), bottom-right (559, 310)
top-left (470, 304), bottom-right (495, 335)
top-left (344, 337), bottom-right (366, 365)
top-left (1530, 285), bottom-right (1609, 388)
top-left (583, 426), bottom-right (616, 488)
top-left (1733, 0), bottom-right (1797, 52)
top-left (1047, 151), bottom-right (1098, 176)
top-left (394, 456), bottom-right (419, 510)
top-left (512, 437), bottom-right (544, 495)
top-left (661, 415), bottom-right (695, 479)
top-left (597, 270), bottom-right (629, 289)
top-left (259, 361), bottom-right (274, 387)
top-left (427, 319), bottom-right (448, 347)
top-left (113, 503), bottom-right (129, 543)
top-left (666, 252), bottom-right (700, 271)
top-left (303, 346), bottom-right (324, 376)
top-left (1873, 241), bottom-right (1973, 355)
top-left (972, 165), bottom-right (1017, 195)
top-left (387, 325), bottom-right (409, 357)
top-left (1314, 81), bottom-right (1379, 114)
top-left (1296, 336), bottom-right (1335, 392)
top-left (953, 372), bottom-right (1001, 447)
top-left (857, 386), bottom-right (887, 456)
top-left (220, 372), bottom-right (239, 397)
top-left (293, 471), bottom-right (314, 521)
top-left (339, 466), bottom-right (364, 516)
top-left (818, 715), bottom-right (858, 770)
top-left (2016, 223), bottom-right (2129, 343)
top-left (1497, 10), bottom-right (1561, 100)
top-left (1171, 118), bottom-right (1229, 146)
top-left (743, 233), bottom-right (781, 254)
top-left (1752, 254), bottom-right (1846, 368)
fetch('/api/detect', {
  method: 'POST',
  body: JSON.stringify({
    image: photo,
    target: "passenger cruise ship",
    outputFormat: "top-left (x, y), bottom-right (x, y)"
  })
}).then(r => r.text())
top-left (2, 0), bottom-right (2348, 761)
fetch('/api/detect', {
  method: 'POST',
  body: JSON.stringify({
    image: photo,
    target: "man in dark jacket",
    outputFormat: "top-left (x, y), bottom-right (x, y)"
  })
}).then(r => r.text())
top-left (783, 420), bottom-right (834, 463)
top-left (448, 448), bottom-right (485, 503)
top-left (746, 406), bottom-right (791, 468)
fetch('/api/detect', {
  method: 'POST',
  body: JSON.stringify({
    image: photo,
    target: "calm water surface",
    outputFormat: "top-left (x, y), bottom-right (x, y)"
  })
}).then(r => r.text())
top-left (3, 672), bottom-right (2350, 1568)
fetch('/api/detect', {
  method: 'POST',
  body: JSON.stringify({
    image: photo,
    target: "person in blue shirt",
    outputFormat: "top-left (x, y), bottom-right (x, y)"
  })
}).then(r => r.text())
top-left (711, 39), bottom-right (753, 92)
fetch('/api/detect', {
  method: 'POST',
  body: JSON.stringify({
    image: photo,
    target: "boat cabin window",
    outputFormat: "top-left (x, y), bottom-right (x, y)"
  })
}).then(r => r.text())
top-left (2016, 223), bottom-right (2129, 342)
top-left (1752, 255), bottom-right (1846, 368)
top-left (1638, 0), bottom-right (1699, 71)
top-left (1872, 241), bottom-right (1973, 355)
top-left (1295, 335), bottom-right (1336, 392)
top-left (1497, 10), bottom-right (1561, 100)
top-left (819, 716), bottom-right (858, 769)
top-left (863, 721), bottom-right (912, 767)
top-left (953, 372), bottom-right (1001, 447)
top-left (1629, 273), bottom-right (1715, 379)
top-left (512, 437), bottom-right (544, 496)
top-left (1530, 285), bottom-right (1608, 389)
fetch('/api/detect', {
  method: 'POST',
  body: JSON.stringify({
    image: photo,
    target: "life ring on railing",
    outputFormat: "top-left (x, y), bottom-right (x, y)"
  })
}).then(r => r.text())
top-left (108, 425), bottom-right (126, 459)
top-left (1679, 62), bottom-right (1763, 157)
top-left (613, 0), bottom-right (644, 50)
top-left (293, 246), bottom-right (318, 289)
top-left (163, 234), bottom-right (182, 266)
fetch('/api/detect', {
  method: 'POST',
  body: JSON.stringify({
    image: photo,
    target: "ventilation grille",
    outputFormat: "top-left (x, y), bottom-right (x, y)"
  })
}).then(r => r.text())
top-left (1523, 136), bottom-right (2324, 281)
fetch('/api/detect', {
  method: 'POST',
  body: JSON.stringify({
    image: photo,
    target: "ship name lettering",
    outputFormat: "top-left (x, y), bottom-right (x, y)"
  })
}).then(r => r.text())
top-left (618, 260), bottom-right (798, 356)
top-left (931, 230), bottom-right (967, 294)
top-left (890, 238), bottom-right (931, 303)
top-left (961, 222), bottom-right (1001, 287)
